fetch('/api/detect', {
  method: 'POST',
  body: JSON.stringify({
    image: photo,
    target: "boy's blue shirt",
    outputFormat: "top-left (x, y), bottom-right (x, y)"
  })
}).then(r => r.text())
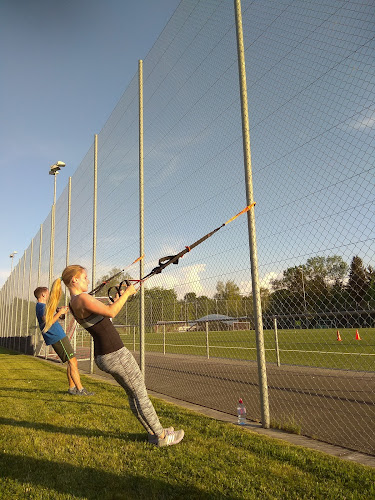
top-left (35, 302), bottom-right (66, 345)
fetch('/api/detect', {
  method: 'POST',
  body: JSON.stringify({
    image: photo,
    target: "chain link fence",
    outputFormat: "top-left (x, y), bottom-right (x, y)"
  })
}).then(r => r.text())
top-left (1, 0), bottom-right (374, 455)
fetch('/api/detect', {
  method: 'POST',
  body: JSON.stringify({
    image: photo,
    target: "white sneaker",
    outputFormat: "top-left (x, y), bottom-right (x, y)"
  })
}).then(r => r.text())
top-left (156, 428), bottom-right (184, 447)
top-left (148, 427), bottom-right (174, 445)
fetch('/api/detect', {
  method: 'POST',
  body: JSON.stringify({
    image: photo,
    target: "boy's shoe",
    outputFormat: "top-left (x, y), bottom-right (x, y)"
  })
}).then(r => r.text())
top-left (68, 387), bottom-right (77, 395)
top-left (148, 427), bottom-right (174, 445)
top-left (155, 429), bottom-right (184, 447)
top-left (76, 388), bottom-right (95, 396)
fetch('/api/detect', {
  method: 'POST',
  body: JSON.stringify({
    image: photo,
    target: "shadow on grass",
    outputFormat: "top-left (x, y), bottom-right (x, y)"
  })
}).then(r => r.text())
top-left (0, 416), bottom-right (145, 442)
top-left (0, 349), bottom-right (21, 355)
top-left (0, 451), bottom-right (230, 500)
top-left (0, 387), bottom-right (128, 410)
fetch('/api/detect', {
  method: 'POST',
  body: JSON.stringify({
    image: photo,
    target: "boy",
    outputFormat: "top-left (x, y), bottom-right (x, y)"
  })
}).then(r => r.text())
top-left (34, 286), bottom-right (94, 396)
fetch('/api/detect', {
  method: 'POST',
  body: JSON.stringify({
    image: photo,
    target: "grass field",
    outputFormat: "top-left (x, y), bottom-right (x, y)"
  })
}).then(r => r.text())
top-left (112, 328), bottom-right (375, 372)
top-left (0, 348), bottom-right (374, 500)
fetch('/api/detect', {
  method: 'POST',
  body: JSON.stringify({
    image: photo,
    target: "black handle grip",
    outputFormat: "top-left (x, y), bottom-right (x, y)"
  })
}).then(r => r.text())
top-left (107, 280), bottom-right (132, 303)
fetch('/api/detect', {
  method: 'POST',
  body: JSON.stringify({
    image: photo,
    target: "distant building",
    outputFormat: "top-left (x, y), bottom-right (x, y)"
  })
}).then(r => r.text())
top-left (192, 314), bottom-right (250, 331)
top-left (155, 314), bottom-right (251, 332)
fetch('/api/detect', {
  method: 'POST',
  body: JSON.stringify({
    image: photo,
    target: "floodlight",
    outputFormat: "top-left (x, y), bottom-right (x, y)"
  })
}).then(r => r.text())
top-left (49, 161), bottom-right (66, 175)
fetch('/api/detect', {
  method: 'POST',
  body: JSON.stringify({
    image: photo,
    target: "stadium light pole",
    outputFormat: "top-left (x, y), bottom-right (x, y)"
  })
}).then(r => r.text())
top-left (9, 251), bottom-right (18, 273)
top-left (48, 161), bottom-right (65, 287)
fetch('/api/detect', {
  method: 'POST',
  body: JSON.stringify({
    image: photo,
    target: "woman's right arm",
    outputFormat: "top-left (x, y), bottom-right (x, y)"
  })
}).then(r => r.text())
top-left (77, 285), bottom-right (137, 319)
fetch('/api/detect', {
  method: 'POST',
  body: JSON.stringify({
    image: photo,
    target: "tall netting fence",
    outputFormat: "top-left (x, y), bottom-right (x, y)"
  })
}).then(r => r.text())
top-left (1, 0), bottom-right (374, 455)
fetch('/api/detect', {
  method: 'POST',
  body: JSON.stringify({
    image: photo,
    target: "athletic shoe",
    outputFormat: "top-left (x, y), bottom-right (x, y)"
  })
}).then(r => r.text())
top-left (148, 427), bottom-right (174, 445)
top-left (68, 387), bottom-right (77, 395)
top-left (155, 428), bottom-right (184, 447)
top-left (76, 388), bottom-right (95, 396)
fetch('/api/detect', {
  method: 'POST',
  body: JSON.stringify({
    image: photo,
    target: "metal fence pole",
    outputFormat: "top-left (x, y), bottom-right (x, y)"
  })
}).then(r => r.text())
top-left (18, 252), bottom-right (27, 350)
top-left (0, 287), bottom-right (3, 342)
top-left (2, 285), bottom-right (7, 343)
top-left (126, 301), bottom-right (128, 326)
top-left (49, 175), bottom-right (57, 288)
top-left (6, 277), bottom-right (11, 348)
top-left (13, 262), bottom-right (21, 350)
top-left (205, 321), bottom-right (210, 359)
top-left (5, 272), bottom-right (11, 348)
top-left (0, 282), bottom-right (6, 344)
top-left (8, 272), bottom-right (16, 349)
top-left (0, 288), bottom-right (2, 342)
top-left (35, 224), bottom-right (43, 355)
top-left (37, 225), bottom-right (43, 287)
top-left (0, 281), bottom-right (6, 343)
top-left (26, 238), bottom-right (34, 353)
top-left (10, 263), bottom-right (18, 348)
top-left (139, 59), bottom-right (145, 377)
top-left (64, 177), bottom-right (72, 332)
top-left (234, 0), bottom-right (270, 428)
top-left (273, 317), bottom-right (280, 367)
top-left (72, 324), bottom-right (77, 353)
top-left (90, 135), bottom-right (98, 374)
top-left (163, 324), bottom-right (166, 355)
top-left (3, 284), bottom-right (8, 344)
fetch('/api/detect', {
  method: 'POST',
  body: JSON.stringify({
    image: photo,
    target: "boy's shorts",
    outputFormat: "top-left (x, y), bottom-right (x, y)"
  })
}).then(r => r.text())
top-left (51, 336), bottom-right (75, 363)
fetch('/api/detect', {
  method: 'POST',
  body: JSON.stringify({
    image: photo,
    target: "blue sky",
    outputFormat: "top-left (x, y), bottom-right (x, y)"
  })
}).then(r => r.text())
top-left (0, 0), bottom-right (180, 287)
top-left (1, 0), bottom-right (373, 299)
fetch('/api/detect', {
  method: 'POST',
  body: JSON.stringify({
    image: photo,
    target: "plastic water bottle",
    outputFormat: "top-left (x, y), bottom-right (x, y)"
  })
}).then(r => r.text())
top-left (237, 398), bottom-right (247, 425)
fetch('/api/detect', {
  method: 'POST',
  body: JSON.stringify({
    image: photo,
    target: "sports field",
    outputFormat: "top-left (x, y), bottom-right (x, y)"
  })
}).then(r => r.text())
top-left (114, 328), bottom-right (375, 372)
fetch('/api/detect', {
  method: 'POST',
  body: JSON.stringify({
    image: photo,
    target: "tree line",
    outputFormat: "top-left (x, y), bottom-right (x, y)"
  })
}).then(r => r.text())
top-left (92, 255), bottom-right (375, 328)
top-left (5, 254), bottom-right (374, 334)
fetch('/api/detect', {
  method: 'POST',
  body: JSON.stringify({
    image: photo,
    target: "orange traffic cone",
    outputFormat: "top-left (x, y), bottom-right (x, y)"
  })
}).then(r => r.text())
top-left (355, 330), bottom-right (361, 340)
top-left (337, 330), bottom-right (342, 341)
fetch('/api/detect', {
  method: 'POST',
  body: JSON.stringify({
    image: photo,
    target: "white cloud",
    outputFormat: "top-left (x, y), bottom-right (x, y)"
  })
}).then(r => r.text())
top-left (261, 271), bottom-right (283, 289)
top-left (144, 262), bottom-right (207, 299)
top-left (350, 111), bottom-right (375, 130)
top-left (239, 271), bottom-right (282, 295)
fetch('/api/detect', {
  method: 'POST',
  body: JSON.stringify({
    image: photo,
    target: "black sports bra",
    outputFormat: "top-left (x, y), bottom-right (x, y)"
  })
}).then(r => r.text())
top-left (69, 304), bottom-right (124, 356)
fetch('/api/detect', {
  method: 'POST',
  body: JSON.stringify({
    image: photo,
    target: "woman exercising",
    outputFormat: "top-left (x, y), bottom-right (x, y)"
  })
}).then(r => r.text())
top-left (44, 264), bottom-right (184, 447)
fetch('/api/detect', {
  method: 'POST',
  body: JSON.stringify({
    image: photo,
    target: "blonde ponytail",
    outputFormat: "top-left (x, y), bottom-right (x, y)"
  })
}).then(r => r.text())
top-left (43, 265), bottom-right (86, 333)
top-left (43, 278), bottom-right (63, 333)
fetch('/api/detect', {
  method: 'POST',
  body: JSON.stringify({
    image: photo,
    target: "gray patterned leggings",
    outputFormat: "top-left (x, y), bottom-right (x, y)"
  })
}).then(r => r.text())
top-left (95, 346), bottom-right (164, 437)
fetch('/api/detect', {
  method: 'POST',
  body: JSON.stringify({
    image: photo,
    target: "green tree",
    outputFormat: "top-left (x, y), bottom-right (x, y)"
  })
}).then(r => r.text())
top-left (195, 295), bottom-right (213, 318)
top-left (305, 256), bottom-right (347, 288)
top-left (184, 292), bottom-right (197, 302)
top-left (144, 287), bottom-right (178, 325)
top-left (214, 280), bottom-right (241, 300)
top-left (271, 266), bottom-right (306, 293)
top-left (347, 256), bottom-right (367, 308)
top-left (270, 256), bottom-right (348, 315)
top-left (271, 256), bottom-right (348, 293)
top-left (213, 280), bottom-right (242, 317)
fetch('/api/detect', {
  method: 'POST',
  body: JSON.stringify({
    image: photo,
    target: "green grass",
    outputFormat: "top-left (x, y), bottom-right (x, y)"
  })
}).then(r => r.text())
top-left (0, 348), bottom-right (374, 499)
top-left (115, 328), bottom-right (375, 372)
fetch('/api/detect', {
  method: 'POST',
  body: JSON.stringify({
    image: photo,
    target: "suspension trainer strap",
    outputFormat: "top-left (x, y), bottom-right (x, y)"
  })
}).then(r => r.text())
top-left (141, 203), bottom-right (255, 283)
top-left (93, 203), bottom-right (255, 294)
top-left (88, 255), bottom-right (144, 296)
